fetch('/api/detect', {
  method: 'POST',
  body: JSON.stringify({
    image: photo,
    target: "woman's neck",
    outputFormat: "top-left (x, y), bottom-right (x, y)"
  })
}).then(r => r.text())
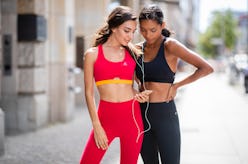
top-left (146, 36), bottom-right (164, 49)
top-left (105, 36), bottom-right (122, 48)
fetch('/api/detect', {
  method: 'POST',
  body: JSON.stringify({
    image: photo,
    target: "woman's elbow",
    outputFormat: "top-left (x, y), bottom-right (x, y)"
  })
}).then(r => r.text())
top-left (85, 89), bottom-right (94, 99)
top-left (204, 65), bottom-right (214, 75)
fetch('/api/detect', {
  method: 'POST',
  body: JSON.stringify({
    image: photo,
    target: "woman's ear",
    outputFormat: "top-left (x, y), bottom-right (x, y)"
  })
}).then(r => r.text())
top-left (111, 27), bottom-right (116, 33)
top-left (162, 22), bottom-right (166, 29)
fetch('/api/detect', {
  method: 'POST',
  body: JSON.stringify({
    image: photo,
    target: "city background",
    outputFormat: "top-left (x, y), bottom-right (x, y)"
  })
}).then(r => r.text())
top-left (0, 0), bottom-right (248, 163)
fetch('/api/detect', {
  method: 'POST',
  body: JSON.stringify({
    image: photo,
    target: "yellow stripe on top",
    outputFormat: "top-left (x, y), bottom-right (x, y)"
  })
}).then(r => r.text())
top-left (95, 79), bottom-right (133, 86)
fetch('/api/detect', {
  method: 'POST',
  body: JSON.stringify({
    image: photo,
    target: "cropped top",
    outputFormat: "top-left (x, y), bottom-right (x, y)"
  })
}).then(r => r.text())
top-left (94, 44), bottom-right (136, 86)
top-left (135, 38), bottom-right (175, 84)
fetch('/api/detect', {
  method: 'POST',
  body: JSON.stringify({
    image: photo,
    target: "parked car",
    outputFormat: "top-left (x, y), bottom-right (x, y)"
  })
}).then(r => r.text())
top-left (227, 53), bottom-right (248, 93)
top-left (243, 67), bottom-right (248, 93)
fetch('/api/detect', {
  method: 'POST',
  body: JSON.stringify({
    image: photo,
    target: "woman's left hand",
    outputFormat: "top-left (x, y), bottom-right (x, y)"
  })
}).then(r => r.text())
top-left (167, 84), bottom-right (177, 101)
top-left (134, 90), bottom-right (152, 103)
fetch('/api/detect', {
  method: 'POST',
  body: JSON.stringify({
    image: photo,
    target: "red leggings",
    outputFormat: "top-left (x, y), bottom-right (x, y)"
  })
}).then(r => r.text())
top-left (80, 99), bottom-right (144, 164)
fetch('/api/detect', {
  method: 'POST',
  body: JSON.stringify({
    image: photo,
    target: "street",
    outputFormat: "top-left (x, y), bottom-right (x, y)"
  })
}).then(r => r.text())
top-left (0, 72), bottom-right (248, 164)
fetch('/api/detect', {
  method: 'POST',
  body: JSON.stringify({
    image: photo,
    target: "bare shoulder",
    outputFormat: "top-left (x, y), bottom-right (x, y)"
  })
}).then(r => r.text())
top-left (164, 38), bottom-right (184, 49)
top-left (127, 42), bottom-right (143, 56)
top-left (85, 47), bottom-right (98, 56)
top-left (164, 37), bottom-right (191, 56)
top-left (134, 42), bottom-right (145, 56)
top-left (135, 41), bottom-right (144, 49)
top-left (84, 47), bottom-right (98, 61)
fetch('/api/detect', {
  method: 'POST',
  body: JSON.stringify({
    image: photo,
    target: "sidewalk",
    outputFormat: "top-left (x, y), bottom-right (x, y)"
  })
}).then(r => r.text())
top-left (0, 73), bottom-right (248, 164)
top-left (0, 107), bottom-right (89, 164)
top-left (178, 73), bottom-right (248, 164)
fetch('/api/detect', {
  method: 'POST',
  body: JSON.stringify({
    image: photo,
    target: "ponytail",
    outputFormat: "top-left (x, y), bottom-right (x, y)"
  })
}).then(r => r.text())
top-left (162, 28), bottom-right (171, 37)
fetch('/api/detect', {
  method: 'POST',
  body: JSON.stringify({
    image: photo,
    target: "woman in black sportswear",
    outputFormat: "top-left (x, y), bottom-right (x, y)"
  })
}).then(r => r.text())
top-left (135, 4), bottom-right (214, 164)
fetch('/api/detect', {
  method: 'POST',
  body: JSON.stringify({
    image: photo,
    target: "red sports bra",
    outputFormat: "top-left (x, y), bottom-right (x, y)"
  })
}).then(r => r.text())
top-left (94, 44), bottom-right (136, 86)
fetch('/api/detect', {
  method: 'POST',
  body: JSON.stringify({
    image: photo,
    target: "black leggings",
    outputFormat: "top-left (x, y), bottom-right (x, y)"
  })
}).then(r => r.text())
top-left (140, 101), bottom-right (181, 164)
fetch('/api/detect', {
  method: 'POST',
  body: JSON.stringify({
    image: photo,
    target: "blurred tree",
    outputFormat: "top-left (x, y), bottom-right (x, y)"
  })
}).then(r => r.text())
top-left (198, 9), bottom-right (238, 58)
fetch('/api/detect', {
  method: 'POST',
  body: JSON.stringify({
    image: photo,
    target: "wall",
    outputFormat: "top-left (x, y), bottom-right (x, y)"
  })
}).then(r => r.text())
top-left (47, 0), bottom-right (76, 122)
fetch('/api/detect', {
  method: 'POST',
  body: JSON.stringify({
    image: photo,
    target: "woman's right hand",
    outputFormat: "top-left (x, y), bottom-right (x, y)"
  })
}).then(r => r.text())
top-left (134, 90), bottom-right (152, 103)
top-left (93, 122), bottom-right (108, 150)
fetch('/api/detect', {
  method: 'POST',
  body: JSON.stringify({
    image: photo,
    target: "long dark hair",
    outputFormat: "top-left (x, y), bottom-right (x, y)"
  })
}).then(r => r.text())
top-left (93, 6), bottom-right (137, 47)
top-left (139, 4), bottom-right (172, 37)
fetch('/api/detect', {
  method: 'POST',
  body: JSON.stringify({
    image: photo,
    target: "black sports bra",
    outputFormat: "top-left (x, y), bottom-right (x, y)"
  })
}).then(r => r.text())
top-left (135, 38), bottom-right (175, 84)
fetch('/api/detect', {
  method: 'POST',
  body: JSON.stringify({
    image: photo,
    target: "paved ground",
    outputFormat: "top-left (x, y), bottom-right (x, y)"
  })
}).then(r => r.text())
top-left (178, 73), bottom-right (248, 164)
top-left (0, 72), bottom-right (248, 164)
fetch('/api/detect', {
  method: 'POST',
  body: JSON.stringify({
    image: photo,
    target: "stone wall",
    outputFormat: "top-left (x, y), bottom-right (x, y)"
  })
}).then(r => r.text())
top-left (0, 108), bottom-right (4, 156)
top-left (47, 0), bottom-right (76, 122)
top-left (1, 0), bottom-right (18, 134)
top-left (0, 0), bottom-right (49, 134)
top-left (0, 0), bottom-right (4, 156)
top-left (0, 0), bottom-right (2, 99)
top-left (16, 0), bottom-right (49, 132)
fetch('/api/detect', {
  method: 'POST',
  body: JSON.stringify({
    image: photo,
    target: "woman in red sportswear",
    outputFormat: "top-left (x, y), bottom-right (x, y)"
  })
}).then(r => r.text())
top-left (80, 6), bottom-right (151, 164)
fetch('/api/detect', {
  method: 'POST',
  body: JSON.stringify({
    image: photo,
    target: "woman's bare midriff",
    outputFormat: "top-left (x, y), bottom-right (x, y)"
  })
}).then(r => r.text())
top-left (97, 84), bottom-right (136, 102)
top-left (141, 82), bottom-right (172, 102)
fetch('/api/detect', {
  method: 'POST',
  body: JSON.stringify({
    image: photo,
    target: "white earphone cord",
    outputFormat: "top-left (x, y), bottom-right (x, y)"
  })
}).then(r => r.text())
top-left (130, 47), bottom-right (151, 143)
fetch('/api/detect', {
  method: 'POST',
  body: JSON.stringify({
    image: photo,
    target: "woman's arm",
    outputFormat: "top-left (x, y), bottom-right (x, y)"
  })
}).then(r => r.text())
top-left (165, 38), bottom-right (214, 99)
top-left (83, 48), bottom-right (108, 150)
